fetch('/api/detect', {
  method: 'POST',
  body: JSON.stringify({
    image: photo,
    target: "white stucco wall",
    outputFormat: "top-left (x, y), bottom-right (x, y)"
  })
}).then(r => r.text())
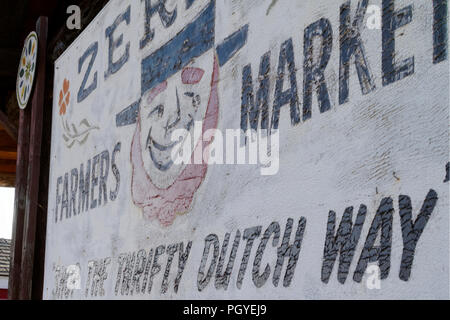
top-left (43, 0), bottom-right (449, 299)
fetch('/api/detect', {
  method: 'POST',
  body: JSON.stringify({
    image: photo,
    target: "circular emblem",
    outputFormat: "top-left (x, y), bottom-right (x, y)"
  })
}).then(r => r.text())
top-left (16, 31), bottom-right (38, 109)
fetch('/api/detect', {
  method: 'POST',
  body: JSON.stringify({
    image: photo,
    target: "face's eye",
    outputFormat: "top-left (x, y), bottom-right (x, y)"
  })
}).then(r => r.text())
top-left (184, 92), bottom-right (201, 109)
top-left (148, 104), bottom-right (164, 118)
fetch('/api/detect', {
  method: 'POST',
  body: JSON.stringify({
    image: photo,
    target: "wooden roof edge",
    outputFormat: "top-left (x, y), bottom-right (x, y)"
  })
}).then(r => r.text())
top-left (0, 109), bottom-right (18, 142)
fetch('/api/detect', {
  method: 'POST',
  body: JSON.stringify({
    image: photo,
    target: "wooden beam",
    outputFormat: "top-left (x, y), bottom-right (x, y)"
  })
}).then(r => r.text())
top-left (0, 159), bottom-right (16, 173)
top-left (0, 146), bottom-right (17, 152)
top-left (0, 131), bottom-right (16, 150)
top-left (0, 173), bottom-right (15, 187)
top-left (0, 150), bottom-right (17, 160)
top-left (0, 110), bottom-right (18, 142)
top-left (17, 17), bottom-right (48, 300)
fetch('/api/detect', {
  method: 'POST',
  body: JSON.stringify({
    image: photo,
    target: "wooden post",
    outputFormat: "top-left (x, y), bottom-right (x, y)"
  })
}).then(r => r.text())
top-left (8, 101), bottom-right (31, 300)
top-left (17, 16), bottom-right (48, 300)
top-left (32, 28), bottom-right (53, 300)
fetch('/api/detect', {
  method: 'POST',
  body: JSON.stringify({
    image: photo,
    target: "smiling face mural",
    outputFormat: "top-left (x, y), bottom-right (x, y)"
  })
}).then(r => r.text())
top-left (138, 50), bottom-right (215, 188)
top-left (126, 0), bottom-right (222, 226)
top-left (131, 51), bottom-right (219, 226)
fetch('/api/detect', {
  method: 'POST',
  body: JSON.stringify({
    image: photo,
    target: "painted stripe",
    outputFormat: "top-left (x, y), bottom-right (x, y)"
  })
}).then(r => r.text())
top-left (217, 24), bottom-right (249, 67)
top-left (140, 0), bottom-right (215, 95)
top-left (116, 99), bottom-right (140, 127)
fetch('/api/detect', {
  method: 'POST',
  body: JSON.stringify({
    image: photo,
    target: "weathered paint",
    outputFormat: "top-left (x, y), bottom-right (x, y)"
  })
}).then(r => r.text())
top-left (44, 0), bottom-right (449, 299)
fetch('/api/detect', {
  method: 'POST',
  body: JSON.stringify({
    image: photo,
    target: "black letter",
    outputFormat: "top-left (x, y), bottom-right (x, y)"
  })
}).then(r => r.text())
top-left (148, 245), bottom-right (165, 294)
top-left (70, 168), bottom-right (79, 217)
top-left (140, 0), bottom-right (177, 49)
top-left (90, 154), bottom-right (99, 210)
top-left (252, 222), bottom-right (280, 288)
top-left (161, 244), bottom-right (178, 294)
top-left (174, 241), bottom-right (192, 293)
top-left (433, 0), bottom-right (448, 63)
top-left (78, 160), bottom-right (90, 214)
top-left (353, 198), bottom-right (394, 282)
top-left (241, 52), bottom-right (271, 132)
top-left (321, 205), bottom-right (367, 284)
top-left (399, 190), bottom-right (438, 281)
top-left (99, 150), bottom-right (110, 206)
top-left (215, 230), bottom-right (241, 290)
top-left (273, 218), bottom-right (307, 287)
top-left (110, 142), bottom-right (121, 201)
top-left (339, 0), bottom-right (376, 104)
top-left (382, 0), bottom-right (414, 85)
top-left (237, 226), bottom-right (262, 289)
top-left (61, 173), bottom-right (69, 219)
top-left (105, 6), bottom-right (131, 79)
top-left (272, 39), bottom-right (300, 130)
top-left (120, 252), bottom-right (136, 296)
top-left (130, 249), bottom-right (147, 295)
top-left (77, 42), bottom-right (98, 102)
top-left (55, 176), bottom-right (62, 223)
top-left (197, 235), bottom-right (219, 292)
top-left (303, 19), bottom-right (333, 120)
top-left (140, 249), bottom-right (154, 294)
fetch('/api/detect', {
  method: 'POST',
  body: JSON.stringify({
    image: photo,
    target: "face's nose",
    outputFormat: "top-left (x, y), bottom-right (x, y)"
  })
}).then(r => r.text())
top-left (164, 87), bottom-right (181, 137)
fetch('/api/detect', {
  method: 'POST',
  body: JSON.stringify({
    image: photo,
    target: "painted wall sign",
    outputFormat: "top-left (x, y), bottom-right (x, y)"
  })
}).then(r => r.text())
top-left (16, 31), bottom-right (38, 109)
top-left (44, 0), bottom-right (449, 299)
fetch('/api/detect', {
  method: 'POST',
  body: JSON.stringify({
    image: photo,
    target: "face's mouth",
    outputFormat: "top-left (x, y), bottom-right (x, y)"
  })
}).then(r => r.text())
top-left (146, 114), bottom-right (195, 172)
top-left (146, 127), bottom-right (177, 172)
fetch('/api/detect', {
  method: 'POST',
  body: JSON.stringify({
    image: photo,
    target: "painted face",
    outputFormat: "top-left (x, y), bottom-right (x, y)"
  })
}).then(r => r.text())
top-left (131, 53), bottom-right (219, 226)
top-left (139, 51), bottom-right (214, 188)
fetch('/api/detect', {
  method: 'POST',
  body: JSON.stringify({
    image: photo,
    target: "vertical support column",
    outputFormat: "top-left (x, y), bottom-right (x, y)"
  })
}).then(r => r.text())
top-left (18, 16), bottom-right (48, 300)
top-left (32, 24), bottom-right (53, 299)
top-left (8, 96), bottom-right (31, 300)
